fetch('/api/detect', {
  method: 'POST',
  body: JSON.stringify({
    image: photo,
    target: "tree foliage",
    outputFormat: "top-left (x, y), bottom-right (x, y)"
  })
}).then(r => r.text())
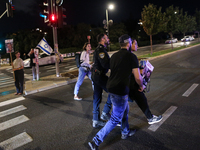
top-left (140, 3), bottom-right (165, 54)
top-left (179, 10), bottom-right (196, 36)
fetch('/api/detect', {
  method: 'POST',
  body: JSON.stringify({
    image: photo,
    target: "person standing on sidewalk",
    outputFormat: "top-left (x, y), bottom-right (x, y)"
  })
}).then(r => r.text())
top-left (28, 48), bottom-right (36, 81)
top-left (91, 33), bottom-right (112, 128)
top-left (129, 39), bottom-right (163, 124)
top-left (12, 51), bottom-right (24, 95)
top-left (88, 34), bottom-right (143, 149)
top-left (74, 42), bottom-right (93, 100)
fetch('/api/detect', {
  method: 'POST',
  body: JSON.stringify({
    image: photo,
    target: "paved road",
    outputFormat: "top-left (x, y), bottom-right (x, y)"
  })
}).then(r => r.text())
top-left (0, 44), bottom-right (200, 150)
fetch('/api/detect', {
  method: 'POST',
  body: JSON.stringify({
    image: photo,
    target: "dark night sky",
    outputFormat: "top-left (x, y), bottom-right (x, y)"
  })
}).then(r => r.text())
top-left (0, 0), bottom-right (200, 35)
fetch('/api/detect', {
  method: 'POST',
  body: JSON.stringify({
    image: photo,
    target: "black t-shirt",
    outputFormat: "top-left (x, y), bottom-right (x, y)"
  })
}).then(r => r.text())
top-left (30, 53), bottom-right (35, 67)
top-left (107, 49), bottom-right (139, 95)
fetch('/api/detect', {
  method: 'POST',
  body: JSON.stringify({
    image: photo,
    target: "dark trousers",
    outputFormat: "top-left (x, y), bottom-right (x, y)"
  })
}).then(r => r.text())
top-left (129, 90), bottom-right (153, 119)
top-left (14, 69), bottom-right (24, 94)
top-left (92, 73), bottom-right (112, 121)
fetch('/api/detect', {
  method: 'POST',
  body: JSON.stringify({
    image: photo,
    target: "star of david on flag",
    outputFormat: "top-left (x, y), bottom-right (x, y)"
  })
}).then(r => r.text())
top-left (36, 37), bottom-right (53, 55)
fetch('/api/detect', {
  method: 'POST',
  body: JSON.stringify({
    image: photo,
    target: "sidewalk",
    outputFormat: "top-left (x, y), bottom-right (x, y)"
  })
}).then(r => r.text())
top-left (24, 69), bottom-right (79, 95)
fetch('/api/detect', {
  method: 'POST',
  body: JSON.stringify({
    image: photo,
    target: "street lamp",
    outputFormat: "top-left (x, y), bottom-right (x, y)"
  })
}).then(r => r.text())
top-left (106, 4), bottom-right (114, 51)
top-left (106, 4), bottom-right (114, 38)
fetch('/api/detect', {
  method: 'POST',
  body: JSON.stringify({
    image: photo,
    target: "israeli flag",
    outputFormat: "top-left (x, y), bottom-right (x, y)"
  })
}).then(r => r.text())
top-left (37, 37), bottom-right (53, 55)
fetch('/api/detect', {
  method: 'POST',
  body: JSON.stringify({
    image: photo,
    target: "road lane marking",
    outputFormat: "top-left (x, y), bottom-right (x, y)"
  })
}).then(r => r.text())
top-left (46, 69), bottom-right (54, 72)
top-left (0, 81), bottom-right (14, 85)
top-left (0, 115), bottom-right (29, 131)
top-left (148, 106), bottom-right (177, 132)
top-left (0, 105), bottom-right (27, 118)
top-left (182, 83), bottom-right (199, 97)
top-left (0, 77), bottom-right (12, 81)
top-left (0, 132), bottom-right (33, 150)
top-left (0, 97), bottom-right (25, 107)
top-left (69, 67), bottom-right (77, 70)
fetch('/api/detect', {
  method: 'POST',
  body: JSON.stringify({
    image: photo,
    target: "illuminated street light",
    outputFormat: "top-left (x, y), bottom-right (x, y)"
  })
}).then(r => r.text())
top-left (106, 4), bottom-right (114, 51)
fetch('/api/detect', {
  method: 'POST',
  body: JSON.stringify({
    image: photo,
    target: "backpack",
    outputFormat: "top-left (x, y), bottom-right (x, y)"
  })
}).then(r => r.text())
top-left (75, 51), bottom-right (86, 68)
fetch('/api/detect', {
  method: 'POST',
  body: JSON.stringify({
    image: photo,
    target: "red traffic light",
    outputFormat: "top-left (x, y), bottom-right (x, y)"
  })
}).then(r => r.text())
top-left (50, 14), bottom-right (57, 22)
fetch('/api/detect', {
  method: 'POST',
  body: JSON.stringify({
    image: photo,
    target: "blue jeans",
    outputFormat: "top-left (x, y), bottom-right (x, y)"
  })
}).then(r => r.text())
top-left (93, 75), bottom-right (112, 121)
top-left (93, 93), bottom-right (130, 146)
top-left (74, 67), bottom-right (93, 95)
top-left (32, 66), bottom-right (36, 80)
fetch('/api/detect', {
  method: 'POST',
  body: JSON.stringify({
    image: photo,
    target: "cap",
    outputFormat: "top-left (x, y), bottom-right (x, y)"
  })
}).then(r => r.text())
top-left (119, 34), bottom-right (132, 43)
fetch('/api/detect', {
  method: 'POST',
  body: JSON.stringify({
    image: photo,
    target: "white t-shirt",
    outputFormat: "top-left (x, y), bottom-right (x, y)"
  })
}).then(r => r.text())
top-left (80, 51), bottom-right (90, 67)
top-left (13, 58), bottom-right (24, 69)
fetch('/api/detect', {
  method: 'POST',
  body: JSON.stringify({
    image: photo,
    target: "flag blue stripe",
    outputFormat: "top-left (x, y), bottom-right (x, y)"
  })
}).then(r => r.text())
top-left (37, 45), bottom-right (51, 55)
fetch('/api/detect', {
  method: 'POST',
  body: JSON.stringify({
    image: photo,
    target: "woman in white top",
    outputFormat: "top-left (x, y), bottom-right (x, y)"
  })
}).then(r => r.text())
top-left (12, 51), bottom-right (24, 95)
top-left (74, 42), bottom-right (93, 100)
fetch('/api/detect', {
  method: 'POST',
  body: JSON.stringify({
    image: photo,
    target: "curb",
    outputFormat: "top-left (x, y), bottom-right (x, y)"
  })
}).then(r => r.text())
top-left (24, 78), bottom-right (78, 96)
top-left (145, 43), bottom-right (200, 61)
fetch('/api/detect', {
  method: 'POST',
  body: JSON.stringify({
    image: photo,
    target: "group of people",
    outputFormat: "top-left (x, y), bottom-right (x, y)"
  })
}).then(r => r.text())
top-left (72, 33), bottom-right (163, 150)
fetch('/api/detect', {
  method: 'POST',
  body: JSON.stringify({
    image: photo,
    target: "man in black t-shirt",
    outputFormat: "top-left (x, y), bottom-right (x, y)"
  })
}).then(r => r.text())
top-left (88, 34), bottom-right (143, 149)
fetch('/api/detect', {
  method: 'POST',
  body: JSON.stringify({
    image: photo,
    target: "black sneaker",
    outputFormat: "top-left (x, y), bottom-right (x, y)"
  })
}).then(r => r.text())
top-left (147, 115), bottom-right (163, 125)
top-left (92, 120), bottom-right (106, 128)
top-left (88, 141), bottom-right (99, 150)
top-left (100, 112), bottom-right (111, 121)
top-left (121, 129), bottom-right (136, 140)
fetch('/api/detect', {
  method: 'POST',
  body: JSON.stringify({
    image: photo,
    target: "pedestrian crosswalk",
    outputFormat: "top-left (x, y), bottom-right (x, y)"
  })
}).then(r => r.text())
top-left (0, 97), bottom-right (33, 150)
top-left (0, 73), bottom-right (14, 88)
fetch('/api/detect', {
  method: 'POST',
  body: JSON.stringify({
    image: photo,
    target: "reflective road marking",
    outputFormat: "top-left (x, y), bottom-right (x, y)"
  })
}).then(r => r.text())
top-left (0, 105), bottom-right (27, 118)
top-left (0, 132), bottom-right (33, 150)
top-left (182, 83), bottom-right (199, 97)
top-left (0, 115), bottom-right (29, 131)
top-left (148, 106), bottom-right (177, 132)
top-left (0, 97), bottom-right (25, 107)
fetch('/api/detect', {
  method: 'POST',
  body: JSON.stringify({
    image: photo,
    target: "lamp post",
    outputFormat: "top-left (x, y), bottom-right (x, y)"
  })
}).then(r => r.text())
top-left (106, 4), bottom-right (114, 51)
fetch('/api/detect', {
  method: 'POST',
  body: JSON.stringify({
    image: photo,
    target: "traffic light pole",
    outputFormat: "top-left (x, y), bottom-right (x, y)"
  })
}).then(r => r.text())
top-left (52, 26), bottom-right (60, 77)
top-left (50, 0), bottom-right (60, 77)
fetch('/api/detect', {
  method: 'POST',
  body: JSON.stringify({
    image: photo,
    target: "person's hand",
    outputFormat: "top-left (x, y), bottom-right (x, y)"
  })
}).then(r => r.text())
top-left (138, 86), bottom-right (143, 92)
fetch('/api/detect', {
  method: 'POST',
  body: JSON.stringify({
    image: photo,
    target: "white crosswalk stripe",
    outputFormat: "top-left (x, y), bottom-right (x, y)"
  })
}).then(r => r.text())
top-left (0, 98), bottom-right (33, 149)
top-left (0, 132), bottom-right (33, 150)
top-left (0, 115), bottom-right (29, 131)
top-left (0, 105), bottom-right (27, 118)
top-left (0, 97), bottom-right (25, 107)
top-left (0, 73), bottom-right (14, 88)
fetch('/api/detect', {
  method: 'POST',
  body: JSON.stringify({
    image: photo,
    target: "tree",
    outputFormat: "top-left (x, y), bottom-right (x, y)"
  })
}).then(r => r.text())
top-left (179, 10), bottom-right (196, 37)
top-left (164, 5), bottom-right (180, 49)
top-left (140, 3), bottom-right (164, 54)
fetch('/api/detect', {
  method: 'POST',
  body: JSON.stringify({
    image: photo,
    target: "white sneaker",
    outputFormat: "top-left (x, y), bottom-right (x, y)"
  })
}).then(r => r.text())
top-left (147, 115), bottom-right (163, 124)
top-left (74, 97), bottom-right (82, 101)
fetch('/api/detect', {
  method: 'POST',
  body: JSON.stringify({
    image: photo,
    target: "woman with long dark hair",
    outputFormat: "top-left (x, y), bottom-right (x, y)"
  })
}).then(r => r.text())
top-left (74, 42), bottom-right (93, 100)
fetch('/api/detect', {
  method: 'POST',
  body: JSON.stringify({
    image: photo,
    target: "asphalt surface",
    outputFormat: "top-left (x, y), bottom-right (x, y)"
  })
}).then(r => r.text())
top-left (0, 43), bottom-right (200, 150)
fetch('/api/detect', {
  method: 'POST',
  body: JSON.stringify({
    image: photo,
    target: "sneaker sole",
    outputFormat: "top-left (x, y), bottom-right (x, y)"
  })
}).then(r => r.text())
top-left (148, 117), bottom-right (163, 124)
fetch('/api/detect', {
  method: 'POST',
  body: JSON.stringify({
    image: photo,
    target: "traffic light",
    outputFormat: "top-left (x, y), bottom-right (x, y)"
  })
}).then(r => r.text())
top-left (49, 13), bottom-right (57, 25)
top-left (57, 6), bottom-right (67, 28)
top-left (39, 1), bottom-right (50, 23)
top-left (6, 1), bottom-right (14, 17)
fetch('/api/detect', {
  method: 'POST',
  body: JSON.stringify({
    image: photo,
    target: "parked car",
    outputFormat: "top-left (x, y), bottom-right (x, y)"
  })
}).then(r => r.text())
top-left (23, 52), bottom-right (63, 68)
top-left (181, 35), bottom-right (194, 42)
top-left (165, 38), bottom-right (178, 44)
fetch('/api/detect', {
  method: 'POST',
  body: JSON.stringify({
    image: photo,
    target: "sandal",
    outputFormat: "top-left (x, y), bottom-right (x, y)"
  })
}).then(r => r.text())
top-left (14, 93), bottom-right (18, 95)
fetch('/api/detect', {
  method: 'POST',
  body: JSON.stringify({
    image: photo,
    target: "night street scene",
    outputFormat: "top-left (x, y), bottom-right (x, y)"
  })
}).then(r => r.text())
top-left (0, 0), bottom-right (200, 150)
